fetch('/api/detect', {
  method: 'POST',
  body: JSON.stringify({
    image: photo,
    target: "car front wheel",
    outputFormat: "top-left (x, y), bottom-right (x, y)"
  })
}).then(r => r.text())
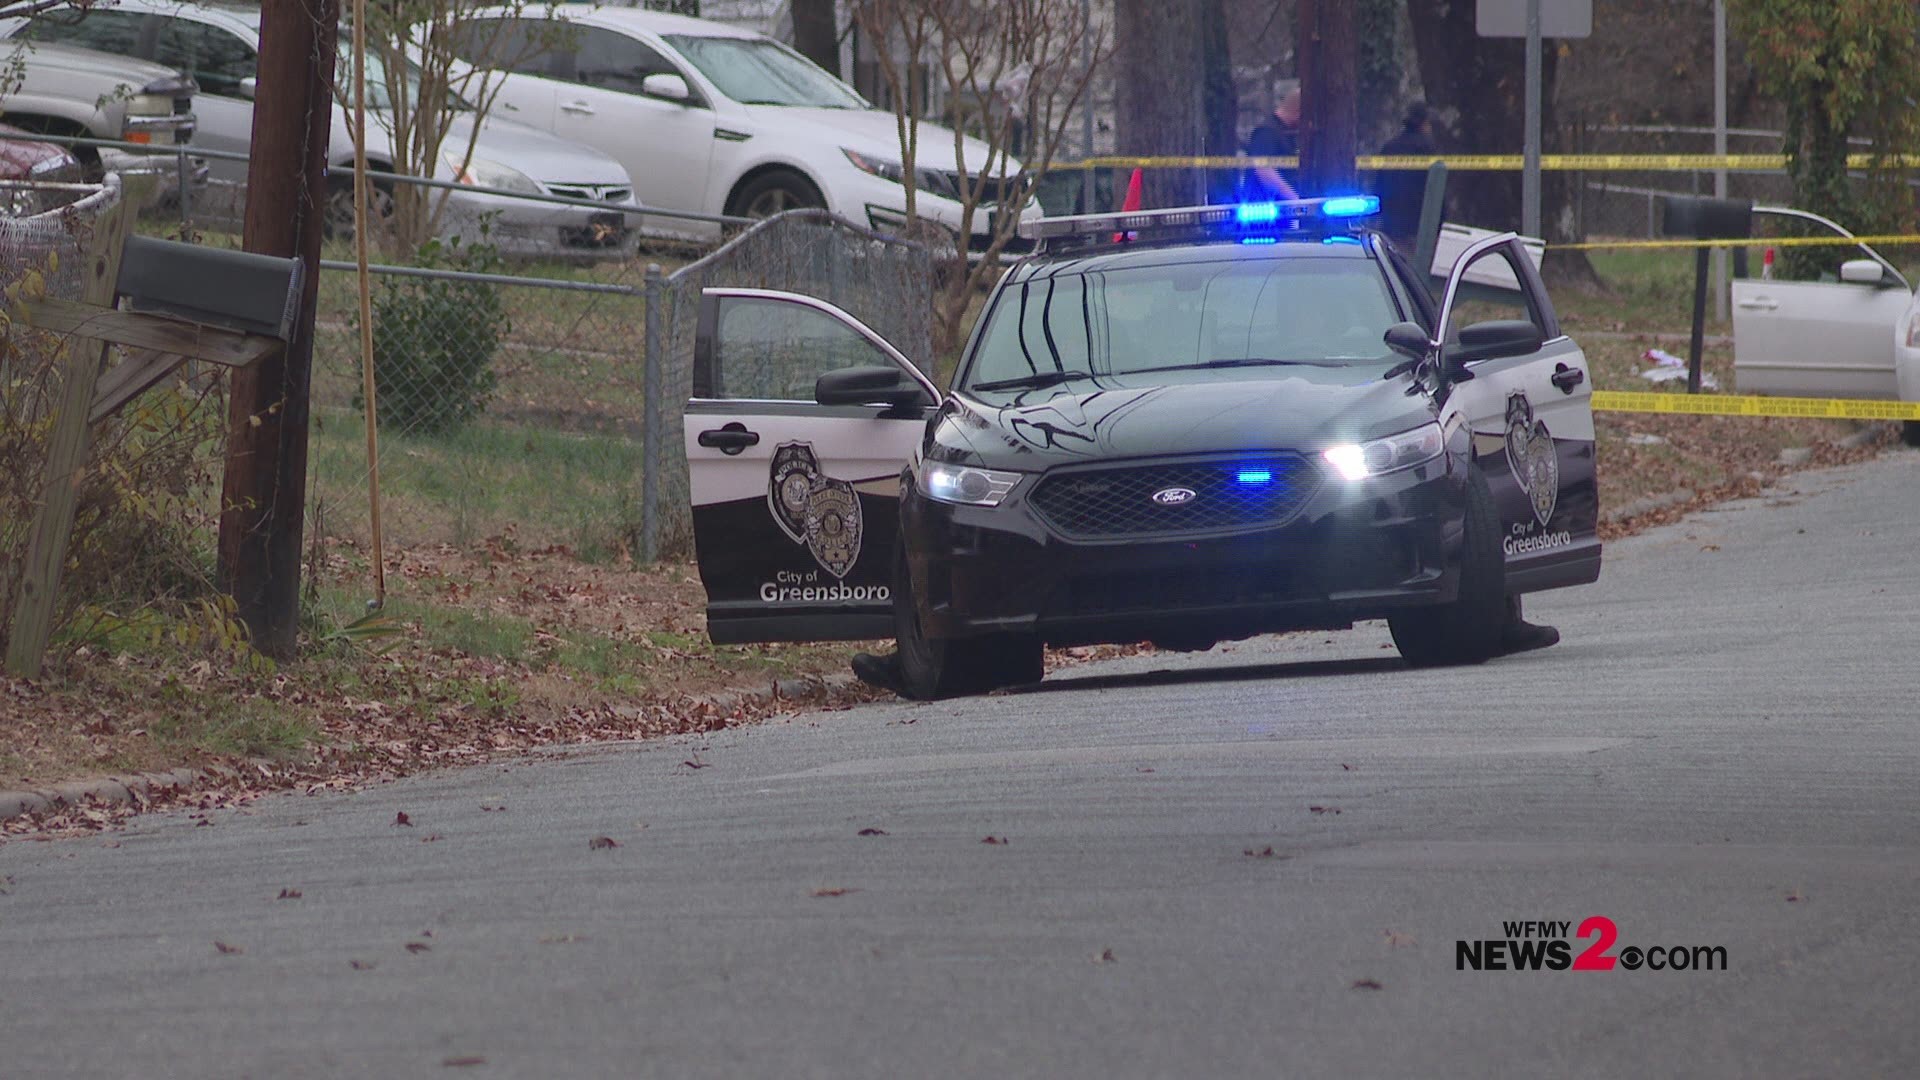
top-left (1388, 465), bottom-right (1506, 667)
top-left (894, 548), bottom-right (1043, 699)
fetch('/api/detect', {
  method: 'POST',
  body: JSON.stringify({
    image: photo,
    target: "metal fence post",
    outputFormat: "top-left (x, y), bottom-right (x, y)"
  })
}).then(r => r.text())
top-left (176, 144), bottom-right (191, 229)
top-left (641, 262), bottom-right (665, 563)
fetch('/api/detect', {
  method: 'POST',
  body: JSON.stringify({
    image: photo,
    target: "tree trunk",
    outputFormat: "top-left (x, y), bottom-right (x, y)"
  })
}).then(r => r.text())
top-left (1296, 0), bottom-right (1357, 196)
top-left (1403, 0), bottom-right (1600, 287)
top-left (1199, 0), bottom-right (1238, 204)
top-left (1113, 0), bottom-right (1206, 208)
top-left (791, 0), bottom-right (840, 77)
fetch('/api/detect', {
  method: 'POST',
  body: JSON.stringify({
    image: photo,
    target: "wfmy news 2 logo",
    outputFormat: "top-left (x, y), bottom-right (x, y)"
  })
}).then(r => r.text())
top-left (1456, 917), bottom-right (1729, 972)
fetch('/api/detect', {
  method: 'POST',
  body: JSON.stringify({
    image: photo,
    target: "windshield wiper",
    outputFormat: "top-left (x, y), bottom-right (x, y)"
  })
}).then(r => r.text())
top-left (969, 370), bottom-right (1099, 392)
top-left (1127, 358), bottom-right (1348, 375)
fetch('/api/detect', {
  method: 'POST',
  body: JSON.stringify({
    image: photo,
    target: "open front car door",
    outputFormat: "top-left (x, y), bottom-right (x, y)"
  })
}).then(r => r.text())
top-left (684, 287), bottom-right (938, 644)
top-left (1436, 233), bottom-right (1602, 594)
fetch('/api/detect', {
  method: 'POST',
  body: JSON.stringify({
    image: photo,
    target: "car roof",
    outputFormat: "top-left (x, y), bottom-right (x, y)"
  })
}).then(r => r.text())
top-left (491, 5), bottom-right (761, 39)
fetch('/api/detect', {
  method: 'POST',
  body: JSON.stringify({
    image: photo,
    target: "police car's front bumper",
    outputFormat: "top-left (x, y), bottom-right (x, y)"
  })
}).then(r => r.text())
top-left (902, 456), bottom-right (1466, 647)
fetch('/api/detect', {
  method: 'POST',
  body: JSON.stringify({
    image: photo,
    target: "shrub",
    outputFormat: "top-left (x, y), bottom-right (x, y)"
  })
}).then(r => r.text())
top-left (355, 236), bottom-right (510, 435)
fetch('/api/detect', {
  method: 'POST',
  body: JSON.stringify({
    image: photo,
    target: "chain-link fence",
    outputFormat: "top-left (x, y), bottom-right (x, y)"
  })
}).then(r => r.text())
top-left (305, 208), bottom-right (932, 575)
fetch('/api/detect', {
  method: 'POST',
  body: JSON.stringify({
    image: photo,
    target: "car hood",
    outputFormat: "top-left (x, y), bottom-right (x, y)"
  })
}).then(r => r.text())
top-left (751, 104), bottom-right (1014, 178)
top-left (12, 41), bottom-right (191, 88)
top-left (934, 371), bottom-right (1436, 472)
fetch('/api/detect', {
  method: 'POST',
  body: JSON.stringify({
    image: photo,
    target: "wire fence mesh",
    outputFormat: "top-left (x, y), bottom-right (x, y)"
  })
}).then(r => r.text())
top-left (302, 208), bottom-right (933, 581)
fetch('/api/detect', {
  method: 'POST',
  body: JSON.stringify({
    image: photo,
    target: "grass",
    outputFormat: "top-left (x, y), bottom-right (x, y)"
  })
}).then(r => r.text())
top-left (308, 406), bottom-right (649, 556)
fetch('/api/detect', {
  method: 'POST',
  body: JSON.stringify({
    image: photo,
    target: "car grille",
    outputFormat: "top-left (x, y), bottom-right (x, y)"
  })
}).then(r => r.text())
top-left (546, 184), bottom-right (633, 204)
top-left (1028, 455), bottom-right (1319, 539)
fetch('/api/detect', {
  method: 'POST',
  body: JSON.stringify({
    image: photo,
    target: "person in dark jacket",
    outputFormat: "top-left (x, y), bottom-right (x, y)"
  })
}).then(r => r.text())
top-left (1375, 102), bottom-right (1437, 248)
top-left (1242, 81), bottom-right (1301, 201)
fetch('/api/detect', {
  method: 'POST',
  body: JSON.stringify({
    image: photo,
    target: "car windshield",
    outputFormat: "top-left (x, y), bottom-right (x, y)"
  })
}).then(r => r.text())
top-left (342, 45), bottom-right (471, 112)
top-left (662, 33), bottom-right (866, 108)
top-left (962, 256), bottom-right (1404, 392)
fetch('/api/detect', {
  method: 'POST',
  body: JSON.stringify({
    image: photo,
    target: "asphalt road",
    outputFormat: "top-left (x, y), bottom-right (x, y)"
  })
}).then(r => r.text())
top-left (4, 453), bottom-right (1919, 1079)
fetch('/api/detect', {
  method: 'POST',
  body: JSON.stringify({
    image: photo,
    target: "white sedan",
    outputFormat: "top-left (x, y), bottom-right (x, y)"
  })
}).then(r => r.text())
top-left (445, 6), bottom-right (1039, 242)
top-left (4, 0), bottom-right (643, 260)
top-left (1727, 206), bottom-right (1920, 445)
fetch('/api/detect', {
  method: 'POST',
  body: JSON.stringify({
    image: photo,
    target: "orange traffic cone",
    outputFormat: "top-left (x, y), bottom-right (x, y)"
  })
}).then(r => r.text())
top-left (1114, 167), bottom-right (1144, 241)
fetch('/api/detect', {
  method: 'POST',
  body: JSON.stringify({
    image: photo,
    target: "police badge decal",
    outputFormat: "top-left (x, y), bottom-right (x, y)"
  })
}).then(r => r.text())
top-left (766, 440), bottom-right (864, 578)
top-left (804, 478), bottom-right (862, 579)
top-left (1504, 393), bottom-right (1559, 528)
top-left (768, 442), bottom-right (820, 544)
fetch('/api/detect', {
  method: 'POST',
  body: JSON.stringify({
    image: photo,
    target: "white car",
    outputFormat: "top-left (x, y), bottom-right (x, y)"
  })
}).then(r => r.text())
top-left (1725, 206), bottom-right (1920, 444)
top-left (445, 6), bottom-right (1039, 242)
top-left (4, 0), bottom-right (642, 259)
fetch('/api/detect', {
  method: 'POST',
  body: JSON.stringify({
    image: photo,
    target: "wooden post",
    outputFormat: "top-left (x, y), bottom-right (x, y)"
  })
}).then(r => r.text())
top-left (1296, 0), bottom-right (1359, 197)
top-left (217, 0), bottom-right (340, 659)
top-left (4, 200), bottom-right (134, 678)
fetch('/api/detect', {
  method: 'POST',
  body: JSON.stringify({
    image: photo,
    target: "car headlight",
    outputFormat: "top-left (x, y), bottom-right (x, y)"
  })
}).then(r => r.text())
top-left (919, 460), bottom-right (1022, 506)
top-left (844, 148), bottom-right (906, 185)
top-left (1906, 311), bottom-right (1920, 349)
top-left (446, 153), bottom-right (540, 194)
top-left (1322, 423), bottom-right (1445, 481)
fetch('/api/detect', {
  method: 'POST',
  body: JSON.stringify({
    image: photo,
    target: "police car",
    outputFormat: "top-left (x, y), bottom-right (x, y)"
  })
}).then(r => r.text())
top-left (683, 196), bottom-right (1601, 697)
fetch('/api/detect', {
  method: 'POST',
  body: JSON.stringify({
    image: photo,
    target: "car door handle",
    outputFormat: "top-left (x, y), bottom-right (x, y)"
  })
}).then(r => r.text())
top-left (1737, 298), bottom-right (1779, 311)
top-left (561, 100), bottom-right (595, 116)
top-left (697, 423), bottom-right (760, 455)
top-left (1550, 363), bottom-right (1585, 394)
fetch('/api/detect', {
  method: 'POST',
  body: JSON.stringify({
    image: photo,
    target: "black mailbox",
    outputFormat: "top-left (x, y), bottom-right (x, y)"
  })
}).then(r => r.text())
top-left (1661, 195), bottom-right (1752, 240)
top-left (115, 235), bottom-right (304, 341)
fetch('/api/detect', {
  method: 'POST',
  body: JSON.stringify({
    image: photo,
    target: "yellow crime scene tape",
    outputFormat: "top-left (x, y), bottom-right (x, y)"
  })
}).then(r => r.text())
top-left (1591, 390), bottom-right (1920, 422)
top-left (1055, 153), bottom-right (1915, 171)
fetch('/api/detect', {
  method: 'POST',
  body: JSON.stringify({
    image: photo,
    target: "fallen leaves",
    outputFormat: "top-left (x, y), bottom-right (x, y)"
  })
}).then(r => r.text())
top-left (811, 887), bottom-right (859, 898)
top-left (213, 940), bottom-right (243, 955)
top-left (1786, 889), bottom-right (1803, 903)
top-left (588, 836), bottom-right (620, 850)
top-left (393, 811), bottom-right (413, 828)
top-left (1351, 978), bottom-right (1383, 991)
top-left (981, 835), bottom-right (1009, 845)
top-left (405, 942), bottom-right (432, 954)
top-left (856, 827), bottom-right (888, 837)
top-left (1308, 806), bottom-right (1342, 815)
top-left (1242, 846), bottom-right (1281, 858)
top-left (276, 888), bottom-right (302, 900)
top-left (1091, 947), bottom-right (1118, 964)
top-left (349, 959), bottom-right (376, 971)
top-left (442, 1057), bottom-right (486, 1068)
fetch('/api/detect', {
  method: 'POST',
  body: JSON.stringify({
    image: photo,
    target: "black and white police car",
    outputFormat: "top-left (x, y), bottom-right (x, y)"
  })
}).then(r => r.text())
top-left (683, 196), bottom-right (1600, 698)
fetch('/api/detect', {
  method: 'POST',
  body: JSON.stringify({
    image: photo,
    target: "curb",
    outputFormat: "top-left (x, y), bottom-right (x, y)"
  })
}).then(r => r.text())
top-left (1, 672), bottom-right (869, 825)
top-left (0, 766), bottom-right (207, 824)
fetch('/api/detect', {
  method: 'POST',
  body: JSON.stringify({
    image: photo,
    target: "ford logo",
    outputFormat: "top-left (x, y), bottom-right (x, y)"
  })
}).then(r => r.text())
top-left (1151, 487), bottom-right (1197, 506)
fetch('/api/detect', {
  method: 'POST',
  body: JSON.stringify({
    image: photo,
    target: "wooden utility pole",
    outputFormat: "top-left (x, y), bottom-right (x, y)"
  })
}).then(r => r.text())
top-left (218, 0), bottom-right (339, 659)
top-left (1296, 0), bottom-right (1358, 197)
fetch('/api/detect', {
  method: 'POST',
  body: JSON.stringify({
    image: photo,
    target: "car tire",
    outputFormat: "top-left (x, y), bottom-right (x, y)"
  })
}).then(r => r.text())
top-left (1903, 421), bottom-right (1920, 448)
top-left (1388, 465), bottom-right (1505, 668)
top-left (894, 548), bottom-right (1043, 699)
top-left (729, 170), bottom-right (825, 221)
top-left (324, 173), bottom-right (395, 242)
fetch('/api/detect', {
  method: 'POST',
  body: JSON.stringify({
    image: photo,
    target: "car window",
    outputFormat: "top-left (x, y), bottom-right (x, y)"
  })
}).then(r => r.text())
top-left (964, 257), bottom-right (1403, 390)
top-left (556, 26), bottom-right (684, 96)
top-left (662, 33), bottom-right (865, 108)
top-left (154, 20), bottom-right (256, 99)
top-left (1443, 246), bottom-right (1549, 347)
top-left (710, 296), bottom-right (900, 401)
top-left (18, 9), bottom-right (154, 58)
top-left (447, 17), bottom-right (554, 78)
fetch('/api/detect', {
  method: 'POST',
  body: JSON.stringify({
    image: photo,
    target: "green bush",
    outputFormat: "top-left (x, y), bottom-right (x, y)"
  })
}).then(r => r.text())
top-left (355, 236), bottom-right (509, 435)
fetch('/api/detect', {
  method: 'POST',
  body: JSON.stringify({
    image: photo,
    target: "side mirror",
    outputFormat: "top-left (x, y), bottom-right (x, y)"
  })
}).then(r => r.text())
top-left (238, 76), bottom-right (257, 99)
top-left (640, 72), bottom-right (691, 103)
top-left (1452, 319), bottom-right (1545, 363)
top-left (1384, 321), bottom-right (1431, 361)
top-left (1840, 259), bottom-right (1887, 286)
top-left (815, 365), bottom-right (928, 408)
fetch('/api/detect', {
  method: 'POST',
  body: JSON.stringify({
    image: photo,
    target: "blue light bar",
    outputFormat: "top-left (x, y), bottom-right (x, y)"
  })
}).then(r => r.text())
top-left (1235, 202), bottom-right (1282, 224)
top-left (1240, 237), bottom-right (1279, 245)
top-left (1321, 195), bottom-right (1380, 218)
top-left (1236, 468), bottom-right (1274, 485)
